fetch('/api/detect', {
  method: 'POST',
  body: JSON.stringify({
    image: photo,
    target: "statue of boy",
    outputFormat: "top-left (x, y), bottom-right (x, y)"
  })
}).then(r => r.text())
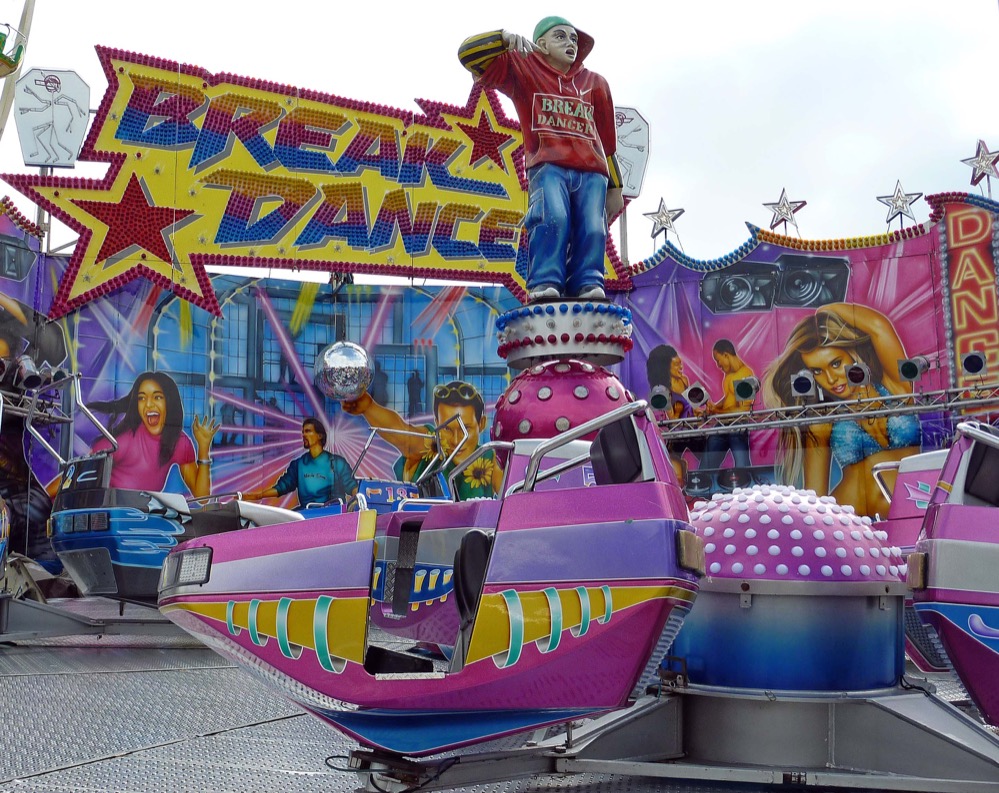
top-left (459, 17), bottom-right (624, 301)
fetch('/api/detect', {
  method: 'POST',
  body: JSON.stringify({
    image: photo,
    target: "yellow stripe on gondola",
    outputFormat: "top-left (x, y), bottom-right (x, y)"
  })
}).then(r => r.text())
top-left (465, 584), bottom-right (695, 666)
top-left (167, 595), bottom-right (368, 665)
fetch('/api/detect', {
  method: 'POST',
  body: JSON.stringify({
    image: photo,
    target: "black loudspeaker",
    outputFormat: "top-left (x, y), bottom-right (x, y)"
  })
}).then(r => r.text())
top-left (898, 356), bottom-right (930, 382)
top-left (846, 361), bottom-right (871, 387)
top-left (699, 262), bottom-right (779, 313)
top-left (646, 345), bottom-right (672, 411)
top-left (962, 351), bottom-right (987, 376)
top-left (684, 383), bottom-right (708, 407)
top-left (699, 255), bottom-right (851, 315)
top-left (0, 234), bottom-right (37, 281)
top-left (774, 255), bottom-right (850, 307)
top-left (791, 370), bottom-right (816, 397)
top-left (733, 376), bottom-right (760, 402)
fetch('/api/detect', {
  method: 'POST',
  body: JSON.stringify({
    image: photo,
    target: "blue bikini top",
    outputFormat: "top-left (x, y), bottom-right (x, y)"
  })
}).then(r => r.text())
top-left (829, 384), bottom-right (921, 468)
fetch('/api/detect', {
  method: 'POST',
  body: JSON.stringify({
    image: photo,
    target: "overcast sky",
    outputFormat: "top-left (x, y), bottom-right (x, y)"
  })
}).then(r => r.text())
top-left (0, 0), bottom-right (996, 265)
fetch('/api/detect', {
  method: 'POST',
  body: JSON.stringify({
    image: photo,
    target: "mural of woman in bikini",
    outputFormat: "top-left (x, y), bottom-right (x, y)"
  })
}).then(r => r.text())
top-left (762, 303), bottom-right (921, 517)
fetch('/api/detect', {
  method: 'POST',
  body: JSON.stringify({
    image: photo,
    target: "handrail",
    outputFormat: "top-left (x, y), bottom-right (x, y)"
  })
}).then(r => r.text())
top-left (350, 425), bottom-right (435, 478)
top-left (418, 412), bottom-right (468, 487)
top-left (505, 450), bottom-right (592, 497)
top-left (347, 414), bottom-right (469, 489)
top-left (447, 440), bottom-right (515, 499)
top-left (871, 461), bottom-right (901, 506)
top-left (24, 373), bottom-right (116, 466)
top-left (956, 420), bottom-right (999, 451)
top-left (522, 400), bottom-right (648, 494)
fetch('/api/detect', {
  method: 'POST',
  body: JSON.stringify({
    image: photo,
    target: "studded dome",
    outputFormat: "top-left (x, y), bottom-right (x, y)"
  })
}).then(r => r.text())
top-left (492, 358), bottom-right (634, 445)
top-left (689, 485), bottom-right (906, 584)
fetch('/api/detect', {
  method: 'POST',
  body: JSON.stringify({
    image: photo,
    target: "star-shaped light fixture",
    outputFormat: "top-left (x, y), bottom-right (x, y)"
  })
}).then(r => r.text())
top-left (876, 180), bottom-right (922, 225)
top-left (961, 139), bottom-right (999, 187)
top-left (763, 188), bottom-right (806, 231)
top-left (643, 198), bottom-right (684, 240)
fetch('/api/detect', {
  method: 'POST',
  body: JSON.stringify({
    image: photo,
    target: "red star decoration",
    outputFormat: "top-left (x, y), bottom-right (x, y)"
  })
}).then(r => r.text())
top-left (72, 173), bottom-right (194, 264)
top-left (455, 112), bottom-right (514, 173)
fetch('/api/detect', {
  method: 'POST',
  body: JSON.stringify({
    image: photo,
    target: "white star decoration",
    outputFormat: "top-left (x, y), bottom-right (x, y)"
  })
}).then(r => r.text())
top-left (643, 198), bottom-right (684, 239)
top-left (876, 180), bottom-right (922, 225)
top-left (961, 139), bottom-right (999, 186)
top-left (763, 188), bottom-right (806, 231)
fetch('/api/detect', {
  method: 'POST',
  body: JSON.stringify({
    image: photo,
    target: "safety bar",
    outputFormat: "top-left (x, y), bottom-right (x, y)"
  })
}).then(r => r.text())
top-left (349, 413), bottom-right (470, 489)
top-left (521, 400), bottom-right (649, 494)
top-left (957, 420), bottom-right (999, 451)
top-left (350, 425), bottom-right (435, 478)
top-left (418, 412), bottom-right (469, 486)
top-left (505, 450), bottom-right (592, 497)
top-left (871, 461), bottom-right (901, 506)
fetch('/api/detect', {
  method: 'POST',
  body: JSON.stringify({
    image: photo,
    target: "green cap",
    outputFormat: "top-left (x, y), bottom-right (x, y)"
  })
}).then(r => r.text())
top-left (533, 15), bottom-right (574, 41)
top-left (532, 16), bottom-right (594, 62)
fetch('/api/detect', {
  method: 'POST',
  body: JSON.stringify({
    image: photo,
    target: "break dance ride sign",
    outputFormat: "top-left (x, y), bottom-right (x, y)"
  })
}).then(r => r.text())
top-left (3, 47), bottom-right (631, 318)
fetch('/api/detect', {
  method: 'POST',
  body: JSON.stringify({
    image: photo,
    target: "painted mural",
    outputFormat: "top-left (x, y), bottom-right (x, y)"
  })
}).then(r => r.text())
top-left (1, 46), bottom-right (999, 566)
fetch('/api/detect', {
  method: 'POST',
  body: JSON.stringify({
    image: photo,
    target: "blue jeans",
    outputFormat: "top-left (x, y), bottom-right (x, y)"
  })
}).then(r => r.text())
top-left (524, 163), bottom-right (608, 295)
top-left (701, 431), bottom-right (751, 470)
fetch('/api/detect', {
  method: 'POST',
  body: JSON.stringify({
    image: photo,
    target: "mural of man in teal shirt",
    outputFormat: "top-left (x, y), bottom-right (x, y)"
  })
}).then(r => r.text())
top-left (246, 418), bottom-right (357, 509)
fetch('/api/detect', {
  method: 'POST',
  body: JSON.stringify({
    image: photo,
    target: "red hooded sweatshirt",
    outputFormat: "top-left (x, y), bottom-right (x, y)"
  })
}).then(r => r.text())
top-left (458, 29), bottom-right (622, 187)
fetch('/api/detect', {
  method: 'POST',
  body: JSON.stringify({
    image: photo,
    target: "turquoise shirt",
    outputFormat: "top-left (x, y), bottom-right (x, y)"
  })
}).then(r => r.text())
top-left (274, 450), bottom-right (357, 507)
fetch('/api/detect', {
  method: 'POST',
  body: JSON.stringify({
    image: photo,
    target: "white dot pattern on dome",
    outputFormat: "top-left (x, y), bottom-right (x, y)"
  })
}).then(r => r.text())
top-left (691, 485), bottom-right (904, 585)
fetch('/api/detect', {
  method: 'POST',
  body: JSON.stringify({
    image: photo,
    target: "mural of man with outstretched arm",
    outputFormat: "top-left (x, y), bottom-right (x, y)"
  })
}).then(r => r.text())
top-left (459, 16), bottom-right (623, 301)
top-left (342, 380), bottom-right (503, 500)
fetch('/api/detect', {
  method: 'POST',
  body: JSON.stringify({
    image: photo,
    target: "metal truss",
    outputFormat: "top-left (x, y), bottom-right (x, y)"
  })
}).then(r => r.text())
top-left (657, 382), bottom-right (999, 439)
top-left (0, 386), bottom-right (69, 424)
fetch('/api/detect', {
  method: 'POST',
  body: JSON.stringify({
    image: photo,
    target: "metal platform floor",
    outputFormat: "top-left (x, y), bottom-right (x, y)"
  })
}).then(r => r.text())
top-left (0, 598), bottom-right (988, 793)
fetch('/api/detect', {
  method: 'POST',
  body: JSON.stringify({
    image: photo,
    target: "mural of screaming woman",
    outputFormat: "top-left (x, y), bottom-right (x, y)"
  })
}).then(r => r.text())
top-left (88, 371), bottom-right (219, 497)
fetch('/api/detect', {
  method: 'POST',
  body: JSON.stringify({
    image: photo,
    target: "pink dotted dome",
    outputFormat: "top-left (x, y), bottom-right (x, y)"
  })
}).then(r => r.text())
top-left (674, 484), bottom-right (908, 691)
top-left (688, 485), bottom-right (906, 584)
top-left (492, 359), bottom-right (634, 446)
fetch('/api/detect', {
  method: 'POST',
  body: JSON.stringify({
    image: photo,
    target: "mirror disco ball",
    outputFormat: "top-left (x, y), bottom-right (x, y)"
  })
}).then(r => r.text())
top-left (314, 341), bottom-right (373, 401)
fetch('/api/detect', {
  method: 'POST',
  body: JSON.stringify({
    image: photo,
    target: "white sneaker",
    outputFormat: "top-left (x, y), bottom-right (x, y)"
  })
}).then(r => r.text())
top-left (576, 285), bottom-right (605, 300)
top-left (528, 285), bottom-right (561, 301)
